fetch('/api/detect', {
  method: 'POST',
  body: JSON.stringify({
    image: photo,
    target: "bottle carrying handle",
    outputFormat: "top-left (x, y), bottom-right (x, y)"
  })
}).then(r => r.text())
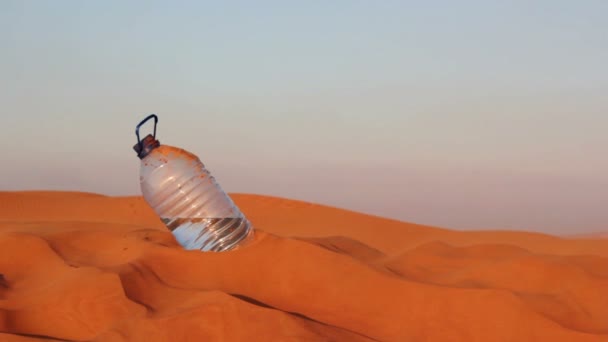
top-left (135, 114), bottom-right (158, 150)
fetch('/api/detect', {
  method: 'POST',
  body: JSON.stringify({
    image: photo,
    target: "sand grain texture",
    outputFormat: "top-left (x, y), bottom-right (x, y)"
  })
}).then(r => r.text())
top-left (0, 191), bottom-right (607, 341)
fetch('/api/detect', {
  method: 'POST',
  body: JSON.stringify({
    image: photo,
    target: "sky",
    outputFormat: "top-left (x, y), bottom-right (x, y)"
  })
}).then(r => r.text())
top-left (1, 1), bottom-right (607, 235)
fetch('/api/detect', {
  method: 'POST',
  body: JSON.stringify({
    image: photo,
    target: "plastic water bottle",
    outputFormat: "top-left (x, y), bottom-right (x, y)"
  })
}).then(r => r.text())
top-left (132, 114), bottom-right (254, 252)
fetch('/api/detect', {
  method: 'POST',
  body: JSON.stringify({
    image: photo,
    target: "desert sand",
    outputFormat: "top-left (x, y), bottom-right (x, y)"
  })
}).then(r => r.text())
top-left (0, 191), bottom-right (606, 341)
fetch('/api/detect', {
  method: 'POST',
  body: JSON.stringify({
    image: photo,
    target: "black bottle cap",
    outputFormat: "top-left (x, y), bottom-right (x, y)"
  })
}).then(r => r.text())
top-left (134, 114), bottom-right (160, 159)
top-left (133, 134), bottom-right (160, 159)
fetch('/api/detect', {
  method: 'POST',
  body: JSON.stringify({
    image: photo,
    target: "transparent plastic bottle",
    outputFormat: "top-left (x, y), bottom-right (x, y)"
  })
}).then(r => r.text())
top-left (132, 114), bottom-right (254, 252)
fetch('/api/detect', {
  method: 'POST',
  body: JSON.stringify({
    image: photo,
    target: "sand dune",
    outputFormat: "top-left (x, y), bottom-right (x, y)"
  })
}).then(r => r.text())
top-left (0, 191), bottom-right (606, 341)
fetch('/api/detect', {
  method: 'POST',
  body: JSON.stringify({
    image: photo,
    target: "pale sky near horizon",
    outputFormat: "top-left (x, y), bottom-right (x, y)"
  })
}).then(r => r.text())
top-left (1, 1), bottom-right (607, 235)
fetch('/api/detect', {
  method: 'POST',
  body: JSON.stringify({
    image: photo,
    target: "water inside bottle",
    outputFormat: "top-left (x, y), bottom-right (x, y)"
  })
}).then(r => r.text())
top-left (161, 217), bottom-right (253, 252)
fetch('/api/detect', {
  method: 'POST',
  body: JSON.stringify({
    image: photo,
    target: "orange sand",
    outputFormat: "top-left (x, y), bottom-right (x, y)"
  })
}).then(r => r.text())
top-left (0, 191), bottom-right (606, 341)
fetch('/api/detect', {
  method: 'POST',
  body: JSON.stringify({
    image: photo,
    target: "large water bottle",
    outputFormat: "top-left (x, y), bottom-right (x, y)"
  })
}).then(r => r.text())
top-left (132, 114), bottom-right (254, 252)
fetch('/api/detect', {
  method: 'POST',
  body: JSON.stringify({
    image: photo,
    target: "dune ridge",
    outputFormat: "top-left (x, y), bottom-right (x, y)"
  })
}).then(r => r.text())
top-left (0, 191), bottom-right (606, 341)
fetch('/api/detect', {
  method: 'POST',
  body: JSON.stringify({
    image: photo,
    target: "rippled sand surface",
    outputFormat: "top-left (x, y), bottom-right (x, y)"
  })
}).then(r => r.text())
top-left (0, 191), bottom-right (606, 341)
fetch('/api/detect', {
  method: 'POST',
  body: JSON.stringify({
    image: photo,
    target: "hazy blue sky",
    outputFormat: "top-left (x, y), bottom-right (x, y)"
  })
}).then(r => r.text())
top-left (1, 1), bottom-right (607, 235)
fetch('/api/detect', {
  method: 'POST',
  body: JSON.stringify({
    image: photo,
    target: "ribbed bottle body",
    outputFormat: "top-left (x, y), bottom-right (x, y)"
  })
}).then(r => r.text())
top-left (139, 145), bottom-right (253, 252)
